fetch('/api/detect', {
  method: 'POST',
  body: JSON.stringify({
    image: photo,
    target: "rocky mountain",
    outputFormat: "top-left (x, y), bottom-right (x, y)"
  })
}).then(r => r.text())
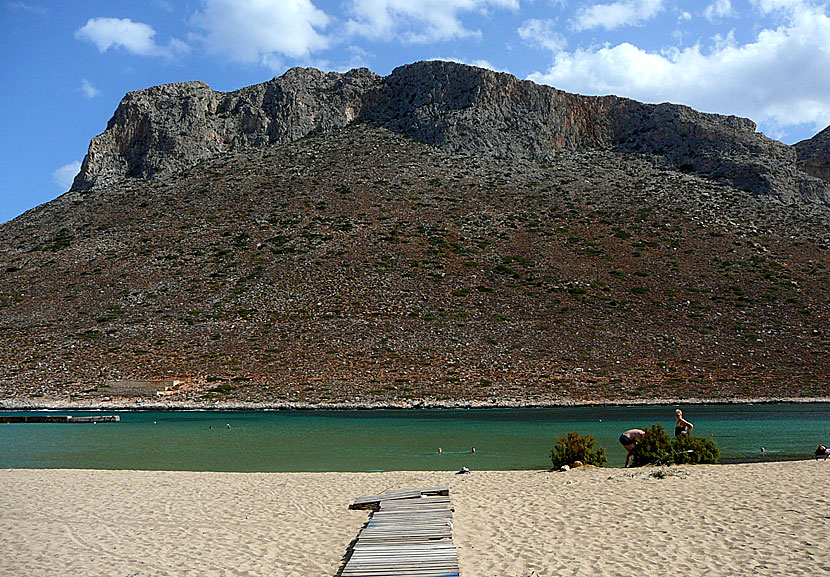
top-left (1, 61), bottom-right (828, 407)
top-left (73, 61), bottom-right (829, 206)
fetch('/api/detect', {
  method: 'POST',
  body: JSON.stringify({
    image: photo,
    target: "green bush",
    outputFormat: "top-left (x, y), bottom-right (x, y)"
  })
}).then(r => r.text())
top-left (630, 423), bottom-right (720, 467)
top-left (672, 434), bottom-right (720, 464)
top-left (207, 383), bottom-right (235, 394)
top-left (631, 424), bottom-right (673, 467)
top-left (551, 431), bottom-right (607, 469)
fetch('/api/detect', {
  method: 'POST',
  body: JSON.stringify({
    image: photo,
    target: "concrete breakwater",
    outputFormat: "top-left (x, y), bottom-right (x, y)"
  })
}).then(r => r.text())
top-left (0, 414), bottom-right (120, 423)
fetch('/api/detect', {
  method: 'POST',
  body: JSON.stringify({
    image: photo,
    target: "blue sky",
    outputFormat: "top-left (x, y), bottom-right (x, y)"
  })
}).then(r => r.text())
top-left (2, 0), bottom-right (829, 224)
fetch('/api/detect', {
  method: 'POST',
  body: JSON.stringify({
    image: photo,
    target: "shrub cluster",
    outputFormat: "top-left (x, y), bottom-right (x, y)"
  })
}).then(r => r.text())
top-left (672, 433), bottom-right (720, 465)
top-left (551, 431), bottom-right (607, 469)
top-left (630, 423), bottom-right (719, 467)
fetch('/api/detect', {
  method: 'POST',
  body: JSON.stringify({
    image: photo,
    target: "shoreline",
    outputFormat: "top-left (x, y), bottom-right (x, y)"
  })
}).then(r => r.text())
top-left (2, 395), bottom-right (830, 411)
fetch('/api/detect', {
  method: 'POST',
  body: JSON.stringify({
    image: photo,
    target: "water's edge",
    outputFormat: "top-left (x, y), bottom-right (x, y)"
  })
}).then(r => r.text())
top-left (3, 396), bottom-right (830, 411)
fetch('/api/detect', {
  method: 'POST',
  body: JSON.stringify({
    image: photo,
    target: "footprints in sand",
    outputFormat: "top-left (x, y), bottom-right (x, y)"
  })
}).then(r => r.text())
top-left (3, 464), bottom-right (829, 577)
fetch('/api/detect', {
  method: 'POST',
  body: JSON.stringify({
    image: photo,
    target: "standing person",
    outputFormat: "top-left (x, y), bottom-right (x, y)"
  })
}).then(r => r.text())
top-left (619, 429), bottom-right (645, 468)
top-left (674, 409), bottom-right (693, 437)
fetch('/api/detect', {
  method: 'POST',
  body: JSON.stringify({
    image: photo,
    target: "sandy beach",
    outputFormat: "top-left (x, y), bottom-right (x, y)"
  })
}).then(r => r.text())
top-left (1, 461), bottom-right (829, 576)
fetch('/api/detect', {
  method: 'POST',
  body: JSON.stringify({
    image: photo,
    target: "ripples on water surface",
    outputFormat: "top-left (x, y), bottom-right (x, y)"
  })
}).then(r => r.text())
top-left (2, 404), bottom-right (829, 471)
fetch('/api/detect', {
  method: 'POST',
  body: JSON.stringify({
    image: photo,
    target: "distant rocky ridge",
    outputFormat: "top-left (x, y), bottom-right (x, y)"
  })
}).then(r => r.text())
top-left (72, 60), bottom-right (830, 206)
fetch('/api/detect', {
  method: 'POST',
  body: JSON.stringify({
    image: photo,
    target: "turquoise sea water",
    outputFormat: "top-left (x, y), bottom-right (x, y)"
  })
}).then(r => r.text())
top-left (1, 404), bottom-right (829, 471)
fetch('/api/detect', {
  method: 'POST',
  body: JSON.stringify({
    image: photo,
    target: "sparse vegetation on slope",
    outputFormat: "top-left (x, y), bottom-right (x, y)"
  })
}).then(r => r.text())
top-left (0, 125), bottom-right (828, 406)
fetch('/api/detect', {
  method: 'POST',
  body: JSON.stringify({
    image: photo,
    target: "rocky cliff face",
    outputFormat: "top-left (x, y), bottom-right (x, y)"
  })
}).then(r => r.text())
top-left (72, 67), bottom-right (379, 190)
top-left (72, 60), bottom-right (830, 206)
top-left (795, 125), bottom-right (830, 183)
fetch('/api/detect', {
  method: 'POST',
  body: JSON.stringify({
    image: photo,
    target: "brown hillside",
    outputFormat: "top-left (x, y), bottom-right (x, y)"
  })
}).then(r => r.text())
top-left (0, 125), bottom-right (828, 406)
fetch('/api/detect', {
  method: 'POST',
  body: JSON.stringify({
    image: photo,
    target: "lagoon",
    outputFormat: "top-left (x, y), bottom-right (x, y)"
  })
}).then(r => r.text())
top-left (1, 404), bottom-right (828, 471)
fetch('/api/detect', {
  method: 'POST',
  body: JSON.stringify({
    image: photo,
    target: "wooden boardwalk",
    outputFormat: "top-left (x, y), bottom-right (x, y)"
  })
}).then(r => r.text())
top-left (342, 488), bottom-right (459, 577)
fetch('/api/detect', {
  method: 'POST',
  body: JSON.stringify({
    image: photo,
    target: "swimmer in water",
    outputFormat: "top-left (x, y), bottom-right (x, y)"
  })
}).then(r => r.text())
top-left (674, 409), bottom-right (693, 437)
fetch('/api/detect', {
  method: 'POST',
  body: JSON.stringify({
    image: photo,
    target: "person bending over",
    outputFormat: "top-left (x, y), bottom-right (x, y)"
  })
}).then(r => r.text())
top-left (619, 429), bottom-right (646, 468)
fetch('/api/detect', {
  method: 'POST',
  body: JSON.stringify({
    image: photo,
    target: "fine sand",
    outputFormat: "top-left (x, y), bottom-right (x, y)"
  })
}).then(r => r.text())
top-left (2, 461), bottom-right (829, 576)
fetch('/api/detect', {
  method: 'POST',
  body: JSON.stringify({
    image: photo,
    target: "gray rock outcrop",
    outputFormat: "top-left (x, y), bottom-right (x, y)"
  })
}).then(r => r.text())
top-left (71, 60), bottom-right (830, 206)
top-left (608, 99), bottom-right (826, 204)
top-left (795, 125), bottom-right (830, 183)
top-left (72, 67), bottom-right (379, 190)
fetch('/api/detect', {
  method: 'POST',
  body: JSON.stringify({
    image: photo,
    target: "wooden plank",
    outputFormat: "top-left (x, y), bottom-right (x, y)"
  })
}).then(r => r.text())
top-left (359, 533), bottom-right (451, 538)
top-left (348, 555), bottom-right (457, 563)
top-left (365, 524), bottom-right (451, 529)
top-left (358, 535), bottom-right (452, 541)
top-left (369, 511), bottom-right (450, 519)
top-left (343, 566), bottom-right (458, 574)
top-left (357, 534), bottom-right (452, 541)
top-left (361, 525), bottom-right (451, 532)
top-left (353, 545), bottom-right (456, 550)
top-left (351, 548), bottom-right (457, 554)
top-left (377, 501), bottom-right (450, 509)
top-left (344, 566), bottom-right (457, 573)
top-left (347, 556), bottom-right (457, 564)
top-left (363, 527), bottom-right (451, 532)
top-left (343, 567), bottom-right (458, 573)
top-left (349, 552), bottom-right (457, 559)
top-left (379, 502), bottom-right (451, 509)
top-left (361, 528), bottom-right (450, 532)
top-left (346, 560), bottom-right (458, 565)
top-left (344, 561), bottom-right (457, 569)
top-left (375, 510), bottom-right (451, 515)
top-left (341, 567), bottom-right (458, 577)
top-left (368, 520), bottom-right (450, 525)
top-left (351, 487), bottom-right (450, 509)
top-left (373, 511), bottom-right (451, 515)
top-left (349, 550), bottom-right (457, 558)
top-left (382, 494), bottom-right (449, 502)
top-left (342, 568), bottom-right (458, 577)
top-left (371, 512), bottom-right (451, 519)
top-left (344, 567), bottom-right (457, 573)
top-left (352, 544), bottom-right (457, 551)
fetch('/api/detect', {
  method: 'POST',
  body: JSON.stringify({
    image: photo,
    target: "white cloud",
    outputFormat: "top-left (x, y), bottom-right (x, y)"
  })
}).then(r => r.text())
top-left (331, 45), bottom-right (373, 72)
top-left (519, 19), bottom-right (567, 52)
top-left (53, 161), bottom-right (81, 190)
top-left (81, 79), bottom-right (100, 98)
top-left (528, 4), bottom-right (830, 135)
top-left (153, 0), bottom-right (174, 11)
top-left (347, 0), bottom-right (519, 44)
top-left (75, 17), bottom-right (189, 58)
top-left (468, 59), bottom-right (502, 71)
top-left (572, 0), bottom-right (664, 31)
top-left (8, 2), bottom-right (47, 16)
top-left (751, 0), bottom-right (808, 14)
top-left (704, 0), bottom-right (735, 21)
top-left (191, 0), bottom-right (330, 65)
